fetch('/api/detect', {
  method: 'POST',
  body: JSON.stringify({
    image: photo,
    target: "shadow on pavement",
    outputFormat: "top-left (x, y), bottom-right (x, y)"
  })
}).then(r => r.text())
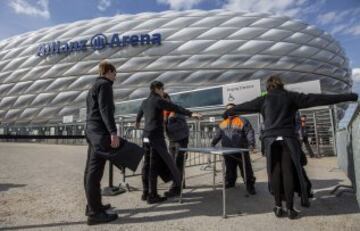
top-left (0, 183), bottom-right (26, 192)
top-left (1, 179), bottom-right (358, 229)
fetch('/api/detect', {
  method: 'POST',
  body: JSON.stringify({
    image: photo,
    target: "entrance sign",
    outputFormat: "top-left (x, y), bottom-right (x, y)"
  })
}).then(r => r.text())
top-left (222, 80), bottom-right (261, 105)
top-left (285, 80), bottom-right (321, 94)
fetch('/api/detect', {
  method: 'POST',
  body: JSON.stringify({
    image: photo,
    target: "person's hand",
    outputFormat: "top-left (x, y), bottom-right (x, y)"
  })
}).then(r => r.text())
top-left (111, 133), bottom-right (120, 148)
top-left (191, 112), bottom-right (202, 119)
top-left (135, 122), bottom-right (140, 129)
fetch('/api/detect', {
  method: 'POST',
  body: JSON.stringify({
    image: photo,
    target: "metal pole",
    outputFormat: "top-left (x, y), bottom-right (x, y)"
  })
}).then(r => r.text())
top-left (213, 154), bottom-right (216, 190)
top-left (222, 155), bottom-right (227, 218)
top-left (179, 149), bottom-right (186, 204)
top-left (242, 151), bottom-right (248, 195)
top-left (313, 112), bottom-right (320, 156)
top-left (329, 106), bottom-right (337, 156)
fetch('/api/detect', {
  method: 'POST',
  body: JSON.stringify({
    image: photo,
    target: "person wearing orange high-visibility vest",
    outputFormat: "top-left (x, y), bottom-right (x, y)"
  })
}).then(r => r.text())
top-left (211, 103), bottom-right (256, 195)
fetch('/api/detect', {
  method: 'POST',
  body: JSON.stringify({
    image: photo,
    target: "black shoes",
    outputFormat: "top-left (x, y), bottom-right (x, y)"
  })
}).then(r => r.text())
top-left (287, 209), bottom-right (299, 220)
top-left (246, 184), bottom-right (256, 195)
top-left (301, 198), bottom-right (311, 208)
top-left (147, 194), bottom-right (167, 204)
top-left (164, 188), bottom-right (181, 198)
top-left (85, 204), bottom-right (112, 216)
top-left (102, 203), bottom-right (111, 210)
top-left (87, 212), bottom-right (118, 226)
top-left (273, 206), bottom-right (284, 218)
top-left (273, 207), bottom-right (299, 219)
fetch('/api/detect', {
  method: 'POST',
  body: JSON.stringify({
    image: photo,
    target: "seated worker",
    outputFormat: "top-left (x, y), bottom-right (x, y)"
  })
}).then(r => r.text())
top-left (211, 103), bottom-right (256, 195)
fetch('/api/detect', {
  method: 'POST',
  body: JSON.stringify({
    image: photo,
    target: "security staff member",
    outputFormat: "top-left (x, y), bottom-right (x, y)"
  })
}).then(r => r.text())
top-left (163, 93), bottom-right (190, 197)
top-left (224, 75), bottom-right (358, 219)
top-left (211, 103), bottom-right (256, 194)
top-left (135, 81), bottom-right (201, 204)
top-left (84, 61), bottom-right (120, 225)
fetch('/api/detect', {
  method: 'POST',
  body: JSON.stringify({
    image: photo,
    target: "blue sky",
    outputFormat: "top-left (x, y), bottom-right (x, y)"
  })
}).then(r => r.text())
top-left (1, 0), bottom-right (360, 82)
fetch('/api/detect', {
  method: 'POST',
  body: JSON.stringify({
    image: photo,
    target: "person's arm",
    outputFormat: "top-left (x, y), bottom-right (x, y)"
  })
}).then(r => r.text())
top-left (157, 98), bottom-right (192, 116)
top-left (224, 96), bottom-right (264, 118)
top-left (98, 83), bottom-right (117, 134)
top-left (243, 119), bottom-right (256, 149)
top-left (211, 127), bottom-right (222, 147)
top-left (135, 103), bottom-right (144, 129)
top-left (292, 92), bottom-right (358, 109)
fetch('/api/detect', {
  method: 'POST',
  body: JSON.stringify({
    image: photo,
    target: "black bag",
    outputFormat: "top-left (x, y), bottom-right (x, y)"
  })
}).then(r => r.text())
top-left (109, 139), bottom-right (144, 172)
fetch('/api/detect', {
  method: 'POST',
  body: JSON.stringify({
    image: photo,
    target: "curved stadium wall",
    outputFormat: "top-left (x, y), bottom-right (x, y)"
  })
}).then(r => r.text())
top-left (0, 10), bottom-right (352, 125)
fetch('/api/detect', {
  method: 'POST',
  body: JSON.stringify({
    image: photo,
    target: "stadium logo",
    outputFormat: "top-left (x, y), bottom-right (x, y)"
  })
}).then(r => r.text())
top-left (37, 33), bottom-right (162, 57)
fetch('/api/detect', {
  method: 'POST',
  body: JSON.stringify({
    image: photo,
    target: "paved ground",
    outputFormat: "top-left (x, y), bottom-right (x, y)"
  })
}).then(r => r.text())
top-left (0, 142), bottom-right (359, 231)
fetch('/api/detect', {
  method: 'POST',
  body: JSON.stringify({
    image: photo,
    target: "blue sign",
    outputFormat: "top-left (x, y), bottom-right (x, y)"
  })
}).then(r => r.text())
top-left (37, 33), bottom-right (162, 57)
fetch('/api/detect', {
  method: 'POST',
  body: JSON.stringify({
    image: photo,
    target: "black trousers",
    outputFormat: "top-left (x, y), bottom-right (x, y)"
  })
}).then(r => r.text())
top-left (169, 138), bottom-right (189, 189)
top-left (84, 144), bottom-right (107, 216)
top-left (142, 142), bottom-right (161, 195)
top-left (302, 136), bottom-right (315, 157)
top-left (270, 141), bottom-right (295, 209)
top-left (224, 151), bottom-right (256, 186)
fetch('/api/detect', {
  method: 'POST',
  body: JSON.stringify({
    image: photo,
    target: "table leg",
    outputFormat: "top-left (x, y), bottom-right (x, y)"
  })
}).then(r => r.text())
top-left (222, 156), bottom-right (227, 218)
top-left (242, 152), bottom-right (247, 187)
top-left (179, 152), bottom-right (186, 204)
top-left (213, 154), bottom-right (216, 190)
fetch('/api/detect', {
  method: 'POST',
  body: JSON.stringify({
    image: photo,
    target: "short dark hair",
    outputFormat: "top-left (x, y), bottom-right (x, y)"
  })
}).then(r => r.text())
top-left (266, 75), bottom-right (284, 91)
top-left (301, 115), bottom-right (307, 118)
top-left (98, 60), bottom-right (116, 76)
top-left (150, 81), bottom-right (164, 92)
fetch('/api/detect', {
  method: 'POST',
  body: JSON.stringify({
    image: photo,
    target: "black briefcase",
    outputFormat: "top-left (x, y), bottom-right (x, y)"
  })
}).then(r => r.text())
top-left (109, 139), bottom-right (144, 172)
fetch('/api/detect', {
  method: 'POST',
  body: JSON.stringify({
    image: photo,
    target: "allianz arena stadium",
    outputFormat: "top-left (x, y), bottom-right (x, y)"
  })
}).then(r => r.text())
top-left (0, 10), bottom-right (352, 126)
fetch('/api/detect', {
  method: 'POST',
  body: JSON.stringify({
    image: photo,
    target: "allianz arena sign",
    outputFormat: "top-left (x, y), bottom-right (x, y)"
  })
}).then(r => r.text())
top-left (36, 33), bottom-right (162, 57)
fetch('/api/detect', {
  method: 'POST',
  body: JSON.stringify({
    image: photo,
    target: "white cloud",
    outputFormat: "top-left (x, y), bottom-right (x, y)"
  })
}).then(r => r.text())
top-left (8, 0), bottom-right (50, 19)
top-left (222, 0), bottom-right (309, 17)
top-left (317, 11), bottom-right (337, 25)
top-left (157, 0), bottom-right (204, 10)
top-left (345, 24), bottom-right (360, 36)
top-left (97, 0), bottom-right (111, 12)
top-left (352, 68), bottom-right (360, 82)
top-left (317, 8), bottom-right (360, 37)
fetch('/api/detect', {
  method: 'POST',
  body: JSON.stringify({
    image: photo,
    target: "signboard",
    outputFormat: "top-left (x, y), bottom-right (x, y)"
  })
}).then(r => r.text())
top-left (209, 117), bottom-right (216, 123)
top-left (222, 79), bottom-right (261, 105)
top-left (37, 33), bottom-right (162, 57)
top-left (62, 115), bottom-right (74, 124)
top-left (285, 80), bottom-right (321, 94)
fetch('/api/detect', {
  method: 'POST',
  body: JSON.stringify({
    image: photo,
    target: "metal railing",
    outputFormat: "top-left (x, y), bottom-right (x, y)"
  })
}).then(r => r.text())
top-left (334, 102), bottom-right (360, 203)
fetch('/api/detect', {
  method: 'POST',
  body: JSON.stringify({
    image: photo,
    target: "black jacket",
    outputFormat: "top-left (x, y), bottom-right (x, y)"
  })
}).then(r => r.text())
top-left (86, 77), bottom-right (117, 135)
top-left (136, 92), bottom-right (192, 138)
top-left (166, 113), bottom-right (189, 142)
top-left (211, 116), bottom-right (255, 149)
top-left (225, 89), bottom-right (358, 138)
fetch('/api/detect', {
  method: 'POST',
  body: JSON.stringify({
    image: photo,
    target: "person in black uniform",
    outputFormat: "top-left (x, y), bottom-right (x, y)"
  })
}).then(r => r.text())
top-left (297, 114), bottom-right (317, 158)
top-left (163, 93), bottom-right (190, 197)
top-left (224, 75), bottom-right (358, 219)
top-left (84, 61), bottom-right (120, 225)
top-left (135, 81), bottom-right (201, 204)
top-left (211, 103), bottom-right (257, 194)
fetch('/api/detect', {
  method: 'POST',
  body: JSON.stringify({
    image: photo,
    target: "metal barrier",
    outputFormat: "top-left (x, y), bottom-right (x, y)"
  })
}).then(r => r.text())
top-left (334, 103), bottom-right (360, 201)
